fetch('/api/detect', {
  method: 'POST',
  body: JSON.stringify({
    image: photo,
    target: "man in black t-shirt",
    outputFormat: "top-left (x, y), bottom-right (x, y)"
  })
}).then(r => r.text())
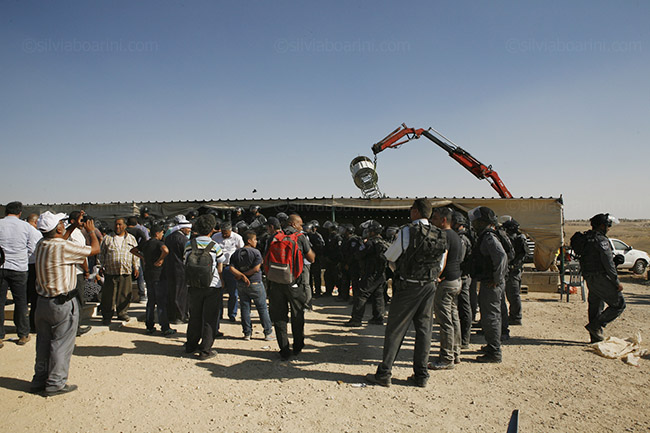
top-left (429, 207), bottom-right (463, 370)
top-left (230, 230), bottom-right (273, 340)
top-left (131, 225), bottom-right (176, 335)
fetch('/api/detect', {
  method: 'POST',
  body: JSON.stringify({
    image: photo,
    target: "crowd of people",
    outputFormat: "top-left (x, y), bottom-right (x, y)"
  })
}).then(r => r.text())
top-left (0, 200), bottom-right (626, 395)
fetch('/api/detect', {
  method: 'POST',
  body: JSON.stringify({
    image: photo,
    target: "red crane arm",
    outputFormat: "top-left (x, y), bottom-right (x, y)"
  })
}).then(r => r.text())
top-left (371, 123), bottom-right (513, 198)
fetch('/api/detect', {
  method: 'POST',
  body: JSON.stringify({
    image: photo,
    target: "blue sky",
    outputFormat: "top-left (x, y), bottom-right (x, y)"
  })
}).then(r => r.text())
top-left (1, 0), bottom-right (649, 219)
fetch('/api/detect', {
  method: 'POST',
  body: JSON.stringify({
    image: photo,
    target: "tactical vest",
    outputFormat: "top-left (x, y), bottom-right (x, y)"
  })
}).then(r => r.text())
top-left (579, 230), bottom-right (608, 275)
top-left (360, 236), bottom-right (389, 279)
top-left (470, 230), bottom-right (500, 282)
top-left (395, 223), bottom-right (446, 282)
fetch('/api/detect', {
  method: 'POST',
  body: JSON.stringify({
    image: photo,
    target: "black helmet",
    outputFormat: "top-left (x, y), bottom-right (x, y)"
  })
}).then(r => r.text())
top-left (234, 207), bottom-right (244, 214)
top-left (360, 219), bottom-right (383, 234)
top-left (590, 213), bottom-right (618, 228)
top-left (250, 205), bottom-right (261, 213)
top-left (385, 226), bottom-right (399, 240)
top-left (186, 210), bottom-right (199, 220)
top-left (234, 220), bottom-right (249, 233)
top-left (451, 211), bottom-right (468, 228)
top-left (303, 222), bottom-right (314, 233)
top-left (502, 219), bottom-right (520, 232)
top-left (309, 219), bottom-right (320, 228)
top-left (468, 206), bottom-right (498, 225)
top-left (322, 220), bottom-right (335, 230)
top-left (140, 206), bottom-right (150, 216)
top-left (276, 212), bottom-right (289, 222)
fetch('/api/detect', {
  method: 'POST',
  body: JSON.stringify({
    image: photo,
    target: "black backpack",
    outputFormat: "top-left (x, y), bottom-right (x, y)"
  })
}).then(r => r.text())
top-left (396, 223), bottom-right (447, 281)
top-left (185, 239), bottom-right (216, 288)
top-left (570, 231), bottom-right (589, 257)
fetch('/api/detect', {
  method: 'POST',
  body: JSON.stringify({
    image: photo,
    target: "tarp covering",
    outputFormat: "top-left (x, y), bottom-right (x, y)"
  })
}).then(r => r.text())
top-left (11, 196), bottom-right (563, 271)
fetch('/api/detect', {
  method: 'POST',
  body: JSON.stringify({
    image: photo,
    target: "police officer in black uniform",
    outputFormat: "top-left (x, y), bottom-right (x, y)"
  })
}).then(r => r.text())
top-left (581, 213), bottom-right (625, 343)
top-left (502, 219), bottom-right (530, 326)
top-left (345, 220), bottom-right (387, 326)
top-left (469, 206), bottom-right (508, 363)
top-left (305, 221), bottom-right (325, 298)
top-left (338, 224), bottom-right (361, 301)
top-left (323, 222), bottom-right (342, 297)
top-left (452, 212), bottom-right (474, 348)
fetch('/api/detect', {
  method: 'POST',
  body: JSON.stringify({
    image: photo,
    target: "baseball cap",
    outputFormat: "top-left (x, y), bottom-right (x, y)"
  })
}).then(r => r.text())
top-left (37, 211), bottom-right (68, 232)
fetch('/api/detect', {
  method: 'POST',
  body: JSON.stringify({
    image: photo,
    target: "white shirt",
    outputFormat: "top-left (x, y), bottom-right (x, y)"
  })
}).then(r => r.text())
top-left (68, 228), bottom-right (87, 275)
top-left (211, 231), bottom-right (244, 265)
top-left (384, 218), bottom-right (430, 271)
top-left (0, 215), bottom-right (40, 272)
top-left (28, 225), bottom-right (43, 265)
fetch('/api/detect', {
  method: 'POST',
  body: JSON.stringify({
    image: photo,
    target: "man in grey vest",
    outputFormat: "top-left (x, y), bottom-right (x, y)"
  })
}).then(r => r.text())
top-left (366, 198), bottom-right (446, 388)
top-left (469, 206), bottom-right (508, 363)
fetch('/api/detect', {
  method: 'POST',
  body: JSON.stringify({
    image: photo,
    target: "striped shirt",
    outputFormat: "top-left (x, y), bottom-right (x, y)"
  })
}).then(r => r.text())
top-left (99, 233), bottom-right (139, 275)
top-left (183, 236), bottom-right (226, 288)
top-left (35, 238), bottom-right (91, 297)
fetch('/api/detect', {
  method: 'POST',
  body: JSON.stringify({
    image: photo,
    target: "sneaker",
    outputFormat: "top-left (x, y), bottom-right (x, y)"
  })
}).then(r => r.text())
top-left (501, 333), bottom-right (511, 342)
top-left (368, 318), bottom-right (384, 325)
top-left (117, 315), bottom-right (130, 322)
top-left (28, 384), bottom-right (45, 394)
top-left (509, 319), bottom-right (522, 326)
top-left (45, 384), bottom-right (78, 397)
top-left (243, 335), bottom-right (251, 341)
top-left (454, 356), bottom-right (461, 365)
top-left (406, 375), bottom-right (428, 387)
top-left (427, 361), bottom-right (455, 370)
top-left (162, 328), bottom-right (177, 336)
top-left (365, 373), bottom-right (391, 387)
top-left (460, 343), bottom-right (470, 350)
top-left (102, 318), bottom-right (111, 326)
top-left (17, 335), bottom-right (31, 345)
top-left (264, 334), bottom-right (275, 341)
top-left (197, 349), bottom-right (217, 361)
top-left (344, 320), bottom-right (362, 327)
top-left (475, 354), bottom-right (502, 364)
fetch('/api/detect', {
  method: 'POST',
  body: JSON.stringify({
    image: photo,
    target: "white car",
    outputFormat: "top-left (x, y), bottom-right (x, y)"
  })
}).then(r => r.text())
top-left (610, 238), bottom-right (650, 274)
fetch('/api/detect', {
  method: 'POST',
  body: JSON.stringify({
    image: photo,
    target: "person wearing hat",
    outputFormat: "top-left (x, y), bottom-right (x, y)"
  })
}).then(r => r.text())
top-left (581, 213), bottom-right (625, 343)
top-left (468, 206), bottom-right (508, 363)
top-left (30, 210), bottom-right (99, 396)
top-left (160, 219), bottom-right (193, 324)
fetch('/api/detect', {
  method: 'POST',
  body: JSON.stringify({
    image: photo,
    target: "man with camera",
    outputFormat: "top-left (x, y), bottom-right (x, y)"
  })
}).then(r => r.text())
top-left (30, 211), bottom-right (99, 396)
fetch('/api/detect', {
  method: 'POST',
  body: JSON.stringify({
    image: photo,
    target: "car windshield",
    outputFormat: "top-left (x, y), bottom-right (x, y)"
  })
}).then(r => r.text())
top-left (612, 240), bottom-right (628, 250)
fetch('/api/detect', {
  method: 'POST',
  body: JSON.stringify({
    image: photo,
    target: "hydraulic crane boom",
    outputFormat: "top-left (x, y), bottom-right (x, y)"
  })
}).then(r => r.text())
top-left (371, 123), bottom-right (513, 198)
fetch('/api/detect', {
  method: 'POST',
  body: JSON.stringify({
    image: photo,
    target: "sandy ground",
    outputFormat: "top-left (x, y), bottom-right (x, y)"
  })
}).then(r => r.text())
top-left (1, 275), bottom-right (649, 433)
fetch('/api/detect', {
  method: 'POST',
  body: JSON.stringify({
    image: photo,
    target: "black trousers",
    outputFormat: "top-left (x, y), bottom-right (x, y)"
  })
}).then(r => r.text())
top-left (457, 276), bottom-right (473, 346)
top-left (310, 259), bottom-right (322, 296)
top-left (375, 280), bottom-right (436, 381)
top-left (351, 274), bottom-right (385, 322)
top-left (267, 281), bottom-right (306, 358)
top-left (585, 275), bottom-right (625, 331)
top-left (186, 286), bottom-right (219, 356)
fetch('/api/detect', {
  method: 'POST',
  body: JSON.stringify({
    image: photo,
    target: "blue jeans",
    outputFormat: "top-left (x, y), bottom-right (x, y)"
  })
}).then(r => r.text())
top-left (145, 279), bottom-right (171, 331)
top-left (238, 281), bottom-right (273, 337)
top-left (222, 267), bottom-right (238, 320)
top-left (0, 269), bottom-right (30, 338)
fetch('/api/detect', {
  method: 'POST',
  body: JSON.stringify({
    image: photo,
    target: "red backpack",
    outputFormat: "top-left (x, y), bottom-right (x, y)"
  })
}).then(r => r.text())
top-left (264, 231), bottom-right (304, 284)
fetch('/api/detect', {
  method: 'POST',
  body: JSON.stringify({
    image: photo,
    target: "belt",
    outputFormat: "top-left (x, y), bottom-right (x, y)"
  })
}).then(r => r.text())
top-left (401, 277), bottom-right (434, 284)
top-left (45, 289), bottom-right (79, 304)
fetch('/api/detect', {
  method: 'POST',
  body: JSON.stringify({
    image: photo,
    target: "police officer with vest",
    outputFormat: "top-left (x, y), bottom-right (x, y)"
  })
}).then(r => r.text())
top-left (469, 206), bottom-right (508, 363)
top-left (452, 211), bottom-right (474, 348)
top-left (366, 199), bottom-right (446, 388)
top-left (502, 219), bottom-right (530, 326)
top-left (581, 213), bottom-right (625, 343)
top-left (338, 224), bottom-right (361, 301)
top-left (345, 220), bottom-right (387, 326)
top-left (323, 222), bottom-right (342, 297)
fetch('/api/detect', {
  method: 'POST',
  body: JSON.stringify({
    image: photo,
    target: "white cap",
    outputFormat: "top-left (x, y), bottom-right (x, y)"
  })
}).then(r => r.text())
top-left (178, 222), bottom-right (192, 229)
top-left (174, 214), bottom-right (190, 224)
top-left (37, 211), bottom-right (68, 232)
